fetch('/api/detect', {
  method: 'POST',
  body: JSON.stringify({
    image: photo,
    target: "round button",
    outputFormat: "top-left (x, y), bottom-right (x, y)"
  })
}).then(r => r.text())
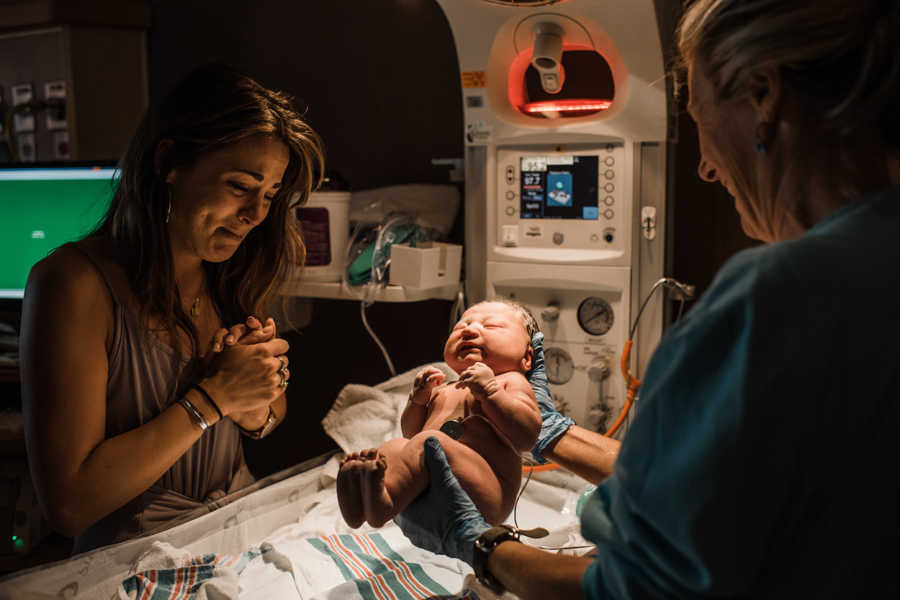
top-left (552, 232), bottom-right (564, 245)
top-left (604, 195), bottom-right (614, 206)
top-left (604, 183), bottom-right (615, 193)
top-left (604, 156), bottom-right (615, 166)
top-left (590, 233), bottom-right (599, 242)
top-left (604, 232), bottom-right (614, 243)
top-left (604, 170), bottom-right (615, 180)
top-left (505, 206), bottom-right (515, 216)
top-left (603, 209), bottom-right (614, 219)
top-left (506, 190), bottom-right (515, 200)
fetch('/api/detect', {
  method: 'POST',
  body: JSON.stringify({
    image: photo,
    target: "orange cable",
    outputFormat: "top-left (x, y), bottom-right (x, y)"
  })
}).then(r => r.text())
top-left (605, 339), bottom-right (640, 438)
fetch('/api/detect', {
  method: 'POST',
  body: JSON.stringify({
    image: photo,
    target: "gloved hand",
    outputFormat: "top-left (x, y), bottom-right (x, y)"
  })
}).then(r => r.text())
top-left (393, 437), bottom-right (489, 566)
top-left (528, 332), bottom-right (575, 463)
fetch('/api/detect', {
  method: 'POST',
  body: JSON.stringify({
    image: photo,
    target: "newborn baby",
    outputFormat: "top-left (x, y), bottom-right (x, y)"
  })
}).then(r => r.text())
top-left (337, 300), bottom-right (542, 527)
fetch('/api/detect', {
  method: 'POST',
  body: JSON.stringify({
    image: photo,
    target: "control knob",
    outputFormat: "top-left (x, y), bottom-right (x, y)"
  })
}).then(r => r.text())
top-left (588, 357), bottom-right (612, 381)
top-left (541, 303), bottom-right (561, 322)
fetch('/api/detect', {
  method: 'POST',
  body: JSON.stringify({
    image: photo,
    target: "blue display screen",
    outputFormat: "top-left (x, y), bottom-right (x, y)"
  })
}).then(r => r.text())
top-left (520, 155), bottom-right (599, 219)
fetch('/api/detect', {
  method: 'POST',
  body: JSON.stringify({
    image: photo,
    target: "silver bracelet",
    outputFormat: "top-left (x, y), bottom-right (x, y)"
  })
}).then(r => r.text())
top-left (178, 396), bottom-right (209, 431)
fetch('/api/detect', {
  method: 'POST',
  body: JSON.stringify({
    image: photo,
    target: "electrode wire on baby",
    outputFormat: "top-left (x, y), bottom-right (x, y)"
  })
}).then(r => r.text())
top-left (513, 458), bottom-right (596, 553)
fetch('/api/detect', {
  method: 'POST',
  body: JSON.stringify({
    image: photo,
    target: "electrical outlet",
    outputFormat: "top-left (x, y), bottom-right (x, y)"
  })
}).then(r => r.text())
top-left (11, 83), bottom-right (35, 132)
top-left (43, 80), bottom-right (67, 130)
top-left (17, 132), bottom-right (36, 162)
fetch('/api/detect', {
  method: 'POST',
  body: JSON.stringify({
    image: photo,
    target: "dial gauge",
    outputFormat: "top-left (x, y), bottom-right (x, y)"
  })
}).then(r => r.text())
top-left (577, 296), bottom-right (614, 336)
top-left (544, 347), bottom-right (574, 384)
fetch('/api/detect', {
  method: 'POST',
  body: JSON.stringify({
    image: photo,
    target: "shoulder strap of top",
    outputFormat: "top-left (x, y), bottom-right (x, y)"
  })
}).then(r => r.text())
top-left (67, 240), bottom-right (126, 308)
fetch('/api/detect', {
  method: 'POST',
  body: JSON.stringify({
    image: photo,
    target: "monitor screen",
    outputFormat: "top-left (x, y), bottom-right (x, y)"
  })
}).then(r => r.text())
top-left (0, 165), bottom-right (117, 298)
top-left (520, 155), bottom-right (599, 220)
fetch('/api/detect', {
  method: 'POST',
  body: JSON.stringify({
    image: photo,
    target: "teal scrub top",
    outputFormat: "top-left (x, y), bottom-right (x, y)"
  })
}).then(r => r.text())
top-left (581, 189), bottom-right (900, 598)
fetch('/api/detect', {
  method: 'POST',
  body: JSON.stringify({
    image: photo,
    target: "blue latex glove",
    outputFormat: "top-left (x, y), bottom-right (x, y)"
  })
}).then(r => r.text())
top-left (528, 332), bottom-right (575, 463)
top-left (393, 437), bottom-right (490, 566)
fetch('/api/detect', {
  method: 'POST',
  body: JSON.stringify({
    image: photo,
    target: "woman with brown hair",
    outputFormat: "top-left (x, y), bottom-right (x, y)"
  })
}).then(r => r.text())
top-left (20, 64), bottom-right (324, 553)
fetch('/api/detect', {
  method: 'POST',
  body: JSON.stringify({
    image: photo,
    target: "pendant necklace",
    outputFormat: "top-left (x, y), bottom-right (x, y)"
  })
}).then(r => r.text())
top-left (190, 297), bottom-right (201, 318)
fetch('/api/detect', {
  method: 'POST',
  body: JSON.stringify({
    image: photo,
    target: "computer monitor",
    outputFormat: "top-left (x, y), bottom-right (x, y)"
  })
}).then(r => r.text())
top-left (0, 163), bottom-right (117, 299)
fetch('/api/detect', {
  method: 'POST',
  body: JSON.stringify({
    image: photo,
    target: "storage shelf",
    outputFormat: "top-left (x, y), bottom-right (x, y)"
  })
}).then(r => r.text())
top-left (281, 280), bottom-right (461, 303)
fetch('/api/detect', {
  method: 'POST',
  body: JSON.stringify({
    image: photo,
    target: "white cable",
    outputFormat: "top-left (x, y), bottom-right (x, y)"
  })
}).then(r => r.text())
top-left (360, 300), bottom-right (396, 377)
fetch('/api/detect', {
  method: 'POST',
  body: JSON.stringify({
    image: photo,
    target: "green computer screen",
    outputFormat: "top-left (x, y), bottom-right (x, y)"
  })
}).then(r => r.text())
top-left (0, 166), bottom-right (117, 298)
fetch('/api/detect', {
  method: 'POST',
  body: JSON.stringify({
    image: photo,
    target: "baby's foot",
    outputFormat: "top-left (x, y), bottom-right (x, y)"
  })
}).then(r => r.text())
top-left (358, 450), bottom-right (394, 528)
top-left (337, 450), bottom-right (374, 528)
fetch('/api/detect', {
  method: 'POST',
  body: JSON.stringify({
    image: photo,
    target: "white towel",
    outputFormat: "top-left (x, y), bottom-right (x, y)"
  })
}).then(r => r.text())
top-left (321, 362), bottom-right (457, 453)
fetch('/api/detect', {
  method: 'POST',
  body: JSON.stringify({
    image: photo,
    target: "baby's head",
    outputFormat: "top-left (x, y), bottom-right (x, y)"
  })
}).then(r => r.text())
top-left (444, 300), bottom-right (539, 375)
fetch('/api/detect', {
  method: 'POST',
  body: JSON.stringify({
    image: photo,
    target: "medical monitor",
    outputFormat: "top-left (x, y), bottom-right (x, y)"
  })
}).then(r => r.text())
top-left (496, 144), bottom-right (625, 257)
top-left (0, 164), bottom-right (117, 299)
top-left (520, 155), bottom-right (599, 220)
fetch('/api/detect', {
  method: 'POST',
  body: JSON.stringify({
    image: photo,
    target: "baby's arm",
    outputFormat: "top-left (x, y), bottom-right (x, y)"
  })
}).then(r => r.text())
top-left (459, 363), bottom-right (541, 452)
top-left (401, 367), bottom-right (445, 438)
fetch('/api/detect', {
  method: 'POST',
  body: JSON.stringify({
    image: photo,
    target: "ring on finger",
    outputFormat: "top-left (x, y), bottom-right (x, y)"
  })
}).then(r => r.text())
top-left (278, 356), bottom-right (288, 374)
top-left (279, 370), bottom-right (288, 388)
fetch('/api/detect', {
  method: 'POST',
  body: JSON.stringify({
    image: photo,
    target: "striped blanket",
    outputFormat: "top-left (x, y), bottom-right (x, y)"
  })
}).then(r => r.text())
top-left (307, 532), bottom-right (459, 600)
top-left (121, 547), bottom-right (264, 599)
top-left (119, 530), bottom-right (477, 599)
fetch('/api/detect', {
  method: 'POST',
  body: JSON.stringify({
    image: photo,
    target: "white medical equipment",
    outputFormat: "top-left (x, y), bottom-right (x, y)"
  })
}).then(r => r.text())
top-left (295, 191), bottom-right (351, 283)
top-left (435, 0), bottom-right (670, 434)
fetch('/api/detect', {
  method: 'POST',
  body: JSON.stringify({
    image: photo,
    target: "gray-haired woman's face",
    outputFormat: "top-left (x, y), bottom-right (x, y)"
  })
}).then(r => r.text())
top-left (687, 61), bottom-right (773, 241)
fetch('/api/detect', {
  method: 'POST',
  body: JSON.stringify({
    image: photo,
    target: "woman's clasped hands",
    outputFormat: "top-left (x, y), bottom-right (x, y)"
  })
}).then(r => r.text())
top-left (200, 315), bottom-right (290, 429)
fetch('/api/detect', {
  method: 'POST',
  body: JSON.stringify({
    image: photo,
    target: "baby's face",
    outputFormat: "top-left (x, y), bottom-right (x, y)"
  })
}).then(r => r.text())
top-left (444, 302), bottom-right (533, 375)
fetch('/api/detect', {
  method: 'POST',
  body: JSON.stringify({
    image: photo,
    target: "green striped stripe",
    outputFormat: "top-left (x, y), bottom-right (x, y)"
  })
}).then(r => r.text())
top-left (340, 535), bottom-right (417, 600)
top-left (370, 533), bottom-right (450, 596)
top-left (307, 537), bottom-right (379, 600)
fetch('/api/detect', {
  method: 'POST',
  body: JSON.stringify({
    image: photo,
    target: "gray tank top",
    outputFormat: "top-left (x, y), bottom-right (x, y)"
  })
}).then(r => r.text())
top-left (71, 241), bottom-right (254, 554)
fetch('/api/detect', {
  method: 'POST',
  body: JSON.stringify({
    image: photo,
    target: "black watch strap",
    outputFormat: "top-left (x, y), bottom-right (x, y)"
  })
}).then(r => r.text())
top-left (236, 405), bottom-right (277, 439)
top-left (472, 524), bottom-right (549, 595)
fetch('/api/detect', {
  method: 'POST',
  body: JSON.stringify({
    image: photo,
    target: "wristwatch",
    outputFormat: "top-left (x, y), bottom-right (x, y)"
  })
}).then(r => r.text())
top-left (237, 405), bottom-right (278, 439)
top-left (472, 524), bottom-right (549, 595)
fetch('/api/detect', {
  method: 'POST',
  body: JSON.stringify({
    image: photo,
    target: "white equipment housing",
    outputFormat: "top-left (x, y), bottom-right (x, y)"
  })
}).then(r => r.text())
top-left (436, 0), bottom-right (669, 433)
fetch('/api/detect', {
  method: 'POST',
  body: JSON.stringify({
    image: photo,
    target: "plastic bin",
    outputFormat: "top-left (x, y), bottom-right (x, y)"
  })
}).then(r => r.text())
top-left (389, 242), bottom-right (462, 289)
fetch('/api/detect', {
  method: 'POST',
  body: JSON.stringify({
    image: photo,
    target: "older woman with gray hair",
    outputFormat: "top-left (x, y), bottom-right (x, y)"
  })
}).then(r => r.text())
top-left (392, 1), bottom-right (900, 598)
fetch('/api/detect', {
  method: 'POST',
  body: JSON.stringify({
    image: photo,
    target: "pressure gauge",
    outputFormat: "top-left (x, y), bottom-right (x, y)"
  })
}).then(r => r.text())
top-left (577, 296), bottom-right (614, 336)
top-left (544, 347), bottom-right (574, 384)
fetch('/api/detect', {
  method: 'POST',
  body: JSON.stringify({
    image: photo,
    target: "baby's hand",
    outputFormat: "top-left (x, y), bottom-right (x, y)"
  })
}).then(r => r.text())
top-left (410, 367), bottom-right (445, 406)
top-left (459, 362), bottom-right (501, 401)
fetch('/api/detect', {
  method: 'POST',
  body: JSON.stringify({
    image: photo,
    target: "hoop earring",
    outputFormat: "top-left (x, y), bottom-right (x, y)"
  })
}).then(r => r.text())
top-left (165, 188), bottom-right (172, 224)
top-left (754, 121), bottom-right (776, 154)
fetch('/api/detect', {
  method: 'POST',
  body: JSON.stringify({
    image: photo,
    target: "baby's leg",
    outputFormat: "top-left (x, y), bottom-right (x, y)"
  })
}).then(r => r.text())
top-left (337, 440), bottom-right (412, 528)
top-left (393, 431), bottom-right (510, 526)
top-left (337, 432), bottom-right (510, 528)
